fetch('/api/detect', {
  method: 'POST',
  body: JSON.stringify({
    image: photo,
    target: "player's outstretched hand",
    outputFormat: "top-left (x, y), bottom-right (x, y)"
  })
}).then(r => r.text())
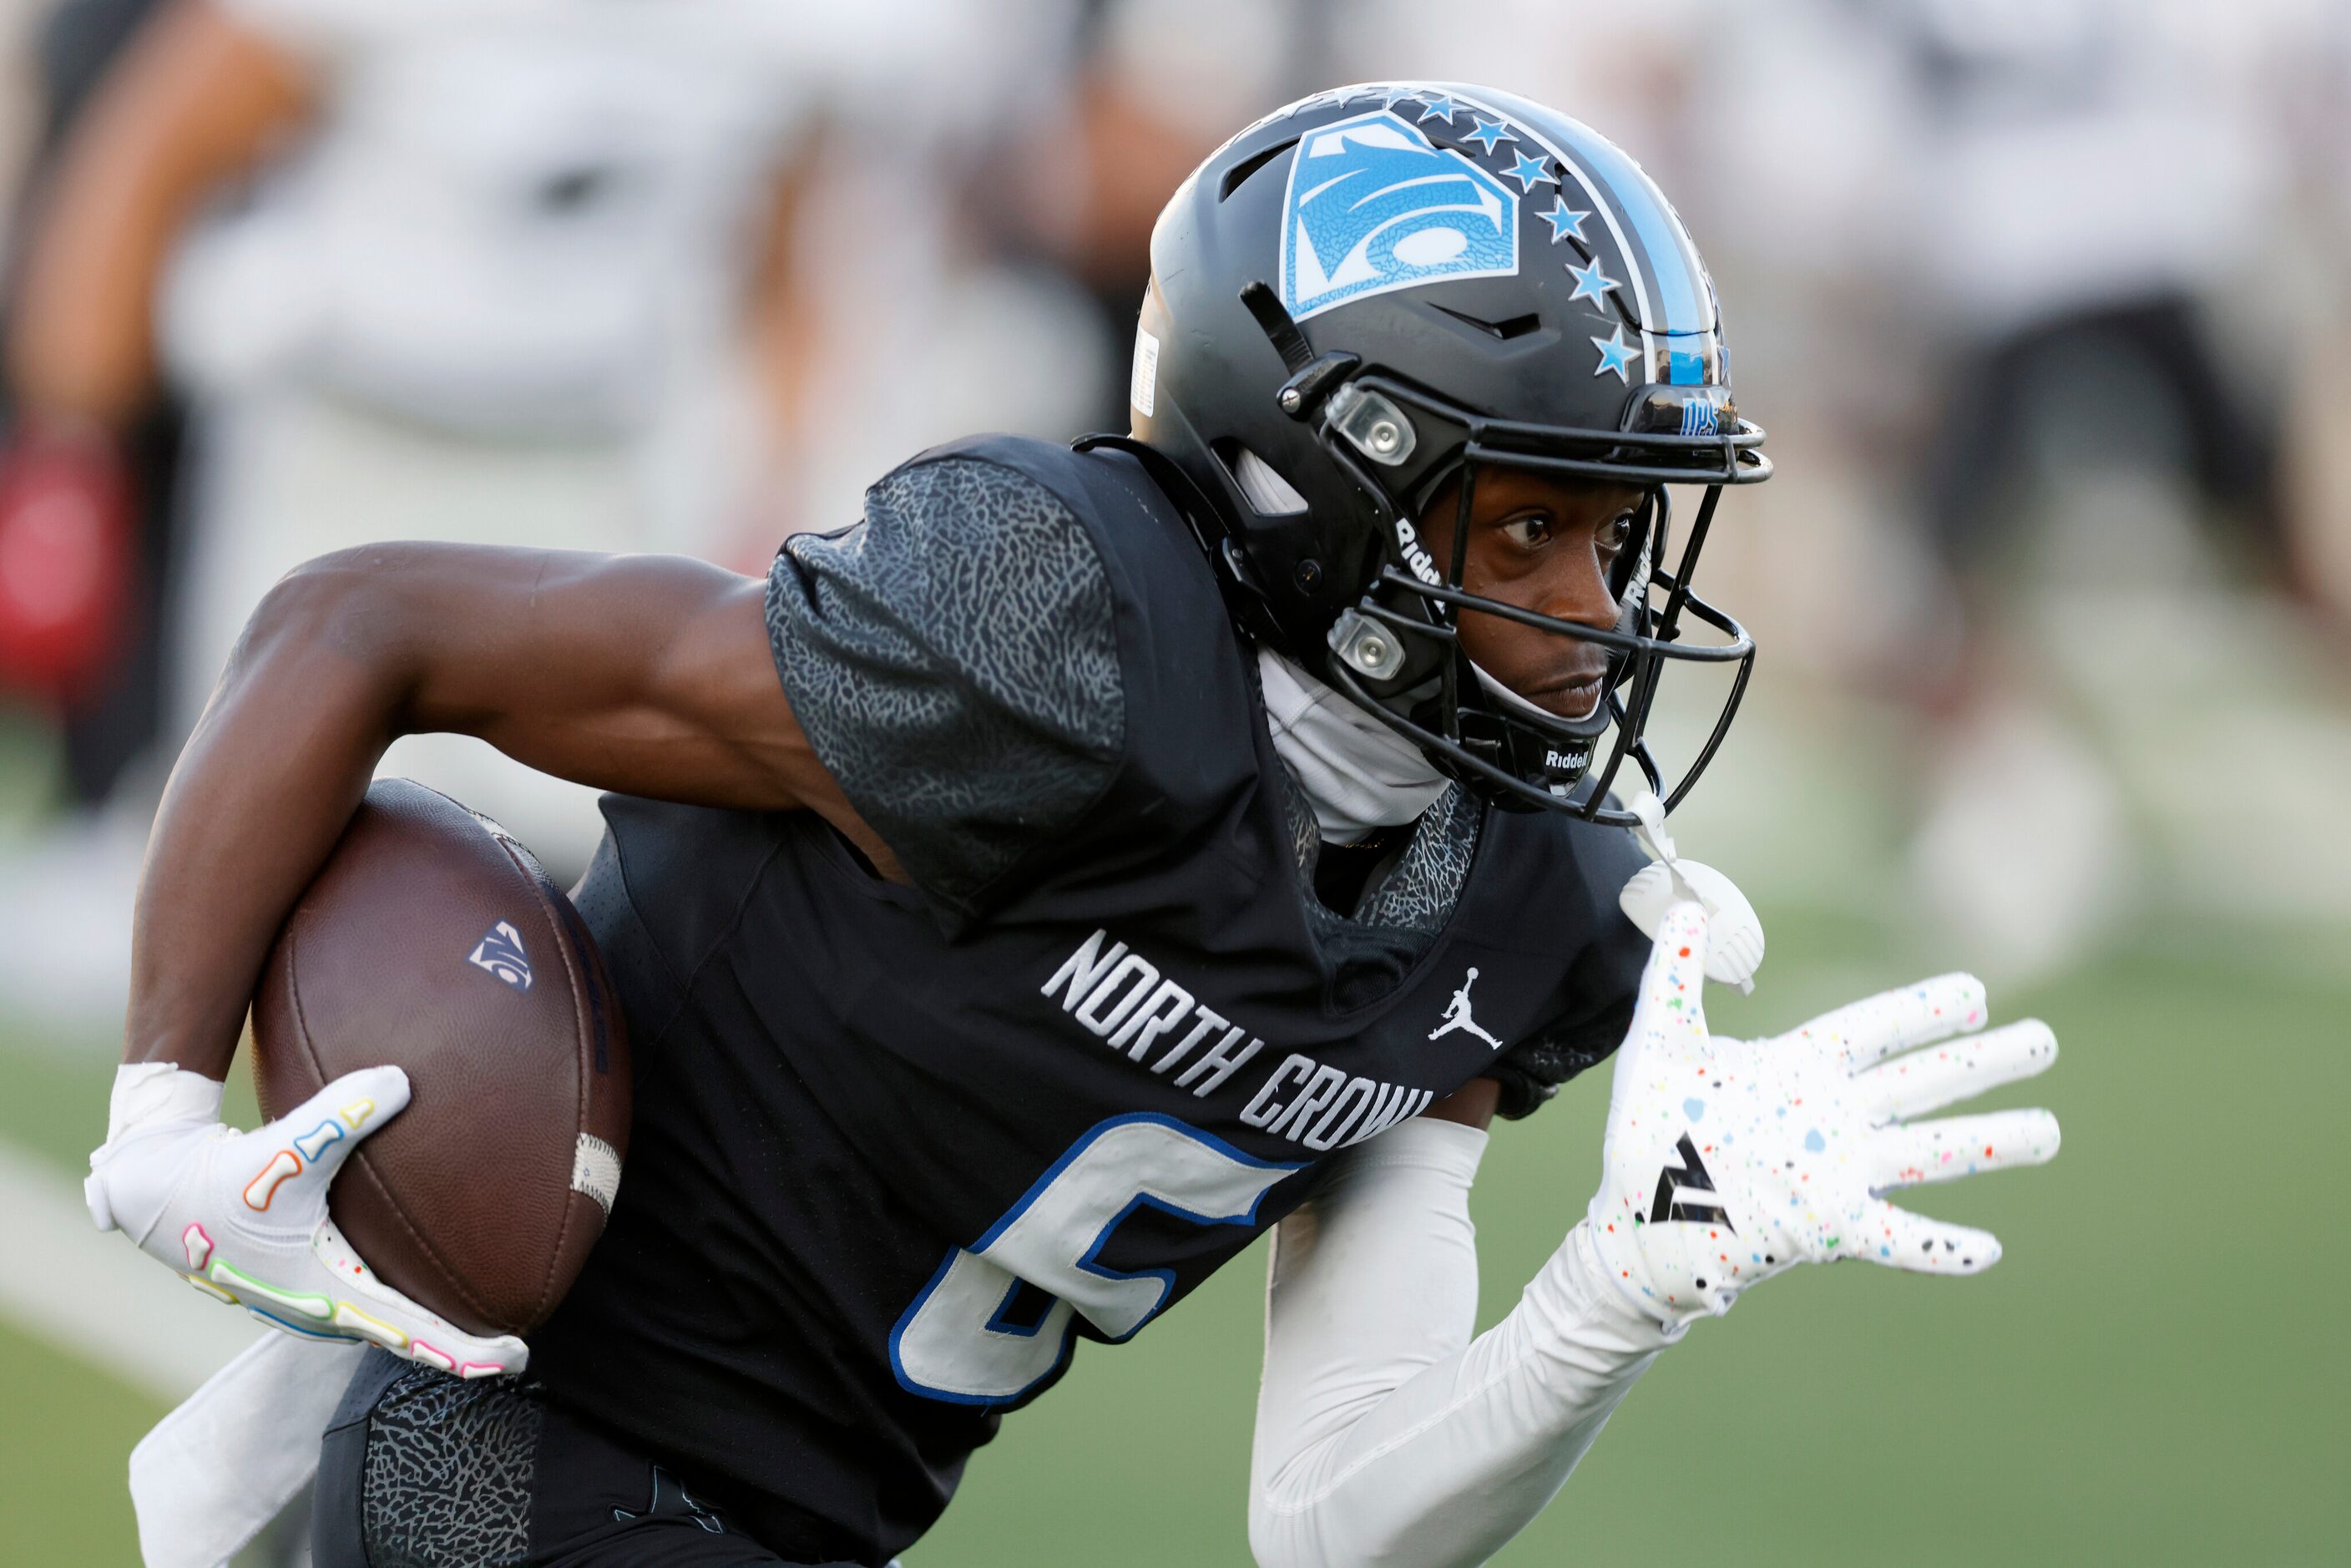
top-left (86, 1061), bottom-right (527, 1377)
top-left (1585, 902), bottom-right (2060, 1325)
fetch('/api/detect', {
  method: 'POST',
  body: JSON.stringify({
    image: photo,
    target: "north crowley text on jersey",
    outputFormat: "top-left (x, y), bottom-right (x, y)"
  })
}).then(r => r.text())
top-left (1044, 929), bottom-right (1438, 1153)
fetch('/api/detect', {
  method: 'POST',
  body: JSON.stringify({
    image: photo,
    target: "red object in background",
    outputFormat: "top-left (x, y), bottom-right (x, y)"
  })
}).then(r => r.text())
top-left (0, 423), bottom-right (136, 704)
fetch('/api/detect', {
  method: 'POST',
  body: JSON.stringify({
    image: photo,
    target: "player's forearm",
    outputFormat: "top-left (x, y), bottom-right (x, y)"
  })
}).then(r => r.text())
top-left (1251, 1120), bottom-right (1677, 1568)
top-left (1284, 1225), bottom-right (1671, 1567)
top-left (125, 565), bottom-right (412, 1078)
top-left (7, 0), bottom-right (311, 425)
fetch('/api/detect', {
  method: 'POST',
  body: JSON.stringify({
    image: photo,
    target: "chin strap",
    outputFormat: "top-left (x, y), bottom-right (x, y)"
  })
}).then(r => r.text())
top-left (1620, 790), bottom-right (1684, 887)
top-left (1615, 790), bottom-right (1766, 994)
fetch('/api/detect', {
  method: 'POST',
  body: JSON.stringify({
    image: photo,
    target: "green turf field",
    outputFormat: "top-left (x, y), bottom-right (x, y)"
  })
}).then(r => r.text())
top-left (5, 913), bottom-right (2343, 1565)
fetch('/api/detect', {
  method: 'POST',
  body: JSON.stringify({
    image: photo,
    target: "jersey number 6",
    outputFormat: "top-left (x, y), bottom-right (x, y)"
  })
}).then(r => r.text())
top-left (889, 1114), bottom-right (1302, 1404)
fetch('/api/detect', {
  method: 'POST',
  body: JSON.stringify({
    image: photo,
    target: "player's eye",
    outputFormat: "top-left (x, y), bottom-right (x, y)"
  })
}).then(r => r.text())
top-left (1595, 512), bottom-right (1634, 555)
top-left (1498, 513), bottom-right (1554, 550)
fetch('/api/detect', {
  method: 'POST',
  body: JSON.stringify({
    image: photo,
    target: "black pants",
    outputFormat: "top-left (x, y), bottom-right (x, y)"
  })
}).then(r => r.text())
top-left (1921, 291), bottom-right (2283, 574)
top-left (312, 1349), bottom-right (872, 1567)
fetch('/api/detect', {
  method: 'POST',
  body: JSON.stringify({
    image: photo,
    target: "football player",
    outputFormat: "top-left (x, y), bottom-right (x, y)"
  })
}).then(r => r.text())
top-left (85, 85), bottom-right (2060, 1567)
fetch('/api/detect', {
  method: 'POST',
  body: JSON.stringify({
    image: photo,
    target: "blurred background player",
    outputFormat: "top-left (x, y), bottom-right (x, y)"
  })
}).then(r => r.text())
top-left (1323, 0), bottom-right (2351, 972)
top-left (0, 0), bottom-right (189, 1029)
top-left (0, 0), bottom-right (1067, 1027)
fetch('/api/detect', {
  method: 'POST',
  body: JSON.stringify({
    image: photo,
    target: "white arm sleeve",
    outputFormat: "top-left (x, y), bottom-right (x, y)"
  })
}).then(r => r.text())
top-left (1250, 1117), bottom-right (1683, 1568)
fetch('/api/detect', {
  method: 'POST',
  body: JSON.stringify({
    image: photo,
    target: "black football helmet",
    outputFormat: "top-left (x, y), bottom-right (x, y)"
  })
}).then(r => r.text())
top-left (1124, 83), bottom-right (1769, 827)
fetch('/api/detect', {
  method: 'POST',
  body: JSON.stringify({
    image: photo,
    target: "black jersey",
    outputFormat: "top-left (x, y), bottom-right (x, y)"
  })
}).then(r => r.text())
top-left (525, 435), bottom-right (1648, 1565)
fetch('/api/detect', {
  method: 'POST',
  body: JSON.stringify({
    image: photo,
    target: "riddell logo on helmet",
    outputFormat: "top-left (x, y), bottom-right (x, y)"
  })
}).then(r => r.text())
top-left (1544, 748), bottom-right (1589, 771)
top-left (1393, 519), bottom-right (1443, 586)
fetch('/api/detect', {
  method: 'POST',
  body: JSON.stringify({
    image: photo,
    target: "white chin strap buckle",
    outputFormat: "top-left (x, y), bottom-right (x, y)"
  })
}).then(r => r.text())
top-left (1615, 790), bottom-right (1766, 994)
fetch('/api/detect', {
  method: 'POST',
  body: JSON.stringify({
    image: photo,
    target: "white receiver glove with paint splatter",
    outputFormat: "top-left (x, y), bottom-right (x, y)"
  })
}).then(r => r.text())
top-left (85, 1060), bottom-right (527, 1377)
top-left (1587, 903), bottom-right (2060, 1326)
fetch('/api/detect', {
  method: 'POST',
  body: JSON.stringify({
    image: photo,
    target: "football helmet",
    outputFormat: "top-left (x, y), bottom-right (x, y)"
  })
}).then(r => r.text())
top-left (1128, 83), bottom-right (1769, 825)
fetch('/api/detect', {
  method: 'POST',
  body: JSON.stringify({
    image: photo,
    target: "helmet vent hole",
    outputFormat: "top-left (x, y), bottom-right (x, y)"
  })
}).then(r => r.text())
top-left (1219, 139), bottom-right (1297, 201)
top-left (1223, 444), bottom-right (1309, 516)
top-left (1428, 304), bottom-right (1545, 341)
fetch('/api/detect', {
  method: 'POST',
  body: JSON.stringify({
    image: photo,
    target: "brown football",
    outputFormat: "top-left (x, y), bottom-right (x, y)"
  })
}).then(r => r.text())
top-left (251, 777), bottom-right (629, 1338)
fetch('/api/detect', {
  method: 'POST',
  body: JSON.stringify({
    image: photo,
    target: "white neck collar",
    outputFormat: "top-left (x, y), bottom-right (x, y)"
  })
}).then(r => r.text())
top-left (1257, 648), bottom-right (1449, 843)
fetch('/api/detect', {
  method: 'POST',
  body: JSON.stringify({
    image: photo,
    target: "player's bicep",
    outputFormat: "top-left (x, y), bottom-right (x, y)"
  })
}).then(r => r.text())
top-left (490, 553), bottom-right (799, 799)
top-left (326, 545), bottom-right (873, 840)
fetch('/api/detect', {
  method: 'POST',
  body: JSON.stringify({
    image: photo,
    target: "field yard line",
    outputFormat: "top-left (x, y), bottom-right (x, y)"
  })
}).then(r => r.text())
top-left (0, 1140), bottom-right (260, 1403)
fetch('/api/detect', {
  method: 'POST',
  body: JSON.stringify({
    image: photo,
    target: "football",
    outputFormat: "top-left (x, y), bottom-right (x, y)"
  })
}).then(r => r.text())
top-left (250, 777), bottom-right (629, 1338)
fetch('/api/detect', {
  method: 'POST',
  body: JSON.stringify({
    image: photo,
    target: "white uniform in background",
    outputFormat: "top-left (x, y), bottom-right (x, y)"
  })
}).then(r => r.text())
top-left (1893, 0), bottom-right (2273, 337)
top-left (162, 0), bottom-right (1051, 873)
top-left (0, 0), bottom-right (1072, 1030)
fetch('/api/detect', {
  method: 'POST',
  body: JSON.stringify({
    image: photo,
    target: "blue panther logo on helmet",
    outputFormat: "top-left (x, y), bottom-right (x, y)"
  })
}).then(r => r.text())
top-left (1277, 110), bottom-right (1519, 321)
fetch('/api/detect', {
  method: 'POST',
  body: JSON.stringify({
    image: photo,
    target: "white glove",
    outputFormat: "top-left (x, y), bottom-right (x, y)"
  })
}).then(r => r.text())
top-left (1587, 903), bottom-right (2060, 1325)
top-left (86, 1060), bottom-right (527, 1377)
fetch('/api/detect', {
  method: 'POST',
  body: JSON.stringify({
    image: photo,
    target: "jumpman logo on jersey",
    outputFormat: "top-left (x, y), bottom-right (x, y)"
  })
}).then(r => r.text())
top-left (1427, 967), bottom-right (1504, 1049)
